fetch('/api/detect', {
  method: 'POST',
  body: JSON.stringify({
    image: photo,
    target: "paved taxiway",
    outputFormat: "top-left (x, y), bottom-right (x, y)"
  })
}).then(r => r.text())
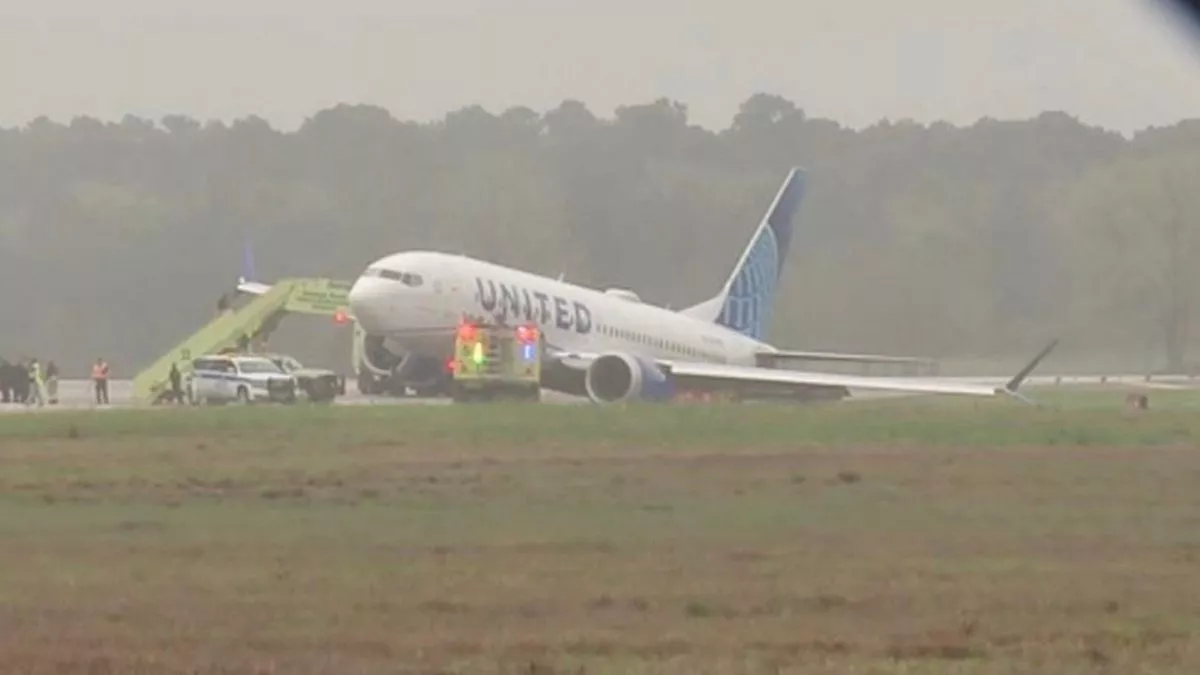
top-left (0, 379), bottom-right (451, 412)
top-left (0, 379), bottom-right (595, 412)
top-left (0, 374), bottom-right (1192, 414)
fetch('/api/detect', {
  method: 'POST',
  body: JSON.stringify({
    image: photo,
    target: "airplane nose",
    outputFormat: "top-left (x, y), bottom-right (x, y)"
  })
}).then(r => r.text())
top-left (347, 277), bottom-right (391, 332)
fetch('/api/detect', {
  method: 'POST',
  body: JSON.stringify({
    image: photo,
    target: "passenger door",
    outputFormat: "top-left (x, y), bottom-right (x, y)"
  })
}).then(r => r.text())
top-left (218, 361), bottom-right (239, 400)
top-left (190, 359), bottom-right (216, 401)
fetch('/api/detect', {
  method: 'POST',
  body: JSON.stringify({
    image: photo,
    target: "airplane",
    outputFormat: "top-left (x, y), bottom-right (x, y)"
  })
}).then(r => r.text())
top-left (240, 167), bottom-right (1058, 404)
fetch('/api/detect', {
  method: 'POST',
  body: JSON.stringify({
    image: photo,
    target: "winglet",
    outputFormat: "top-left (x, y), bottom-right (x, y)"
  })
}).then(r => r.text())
top-left (997, 338), bottom-right (1059, 404)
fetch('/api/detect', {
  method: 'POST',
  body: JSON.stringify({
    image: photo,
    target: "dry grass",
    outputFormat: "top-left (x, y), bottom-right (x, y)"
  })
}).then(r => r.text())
top-left (1, 403), bottom-right (1199, 673)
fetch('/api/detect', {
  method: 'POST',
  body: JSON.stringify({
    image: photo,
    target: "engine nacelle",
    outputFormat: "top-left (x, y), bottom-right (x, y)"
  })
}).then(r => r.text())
top-left (358, 331), bottom-right (402, 376)
top-left (353, 329), bottom-right (450, 396)
top-left (583, 352), bottom-right (675, 404)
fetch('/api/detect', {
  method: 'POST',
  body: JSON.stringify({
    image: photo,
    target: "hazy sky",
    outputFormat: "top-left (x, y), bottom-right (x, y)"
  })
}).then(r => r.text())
top-left (2, 0), bottom-right (1199, 133)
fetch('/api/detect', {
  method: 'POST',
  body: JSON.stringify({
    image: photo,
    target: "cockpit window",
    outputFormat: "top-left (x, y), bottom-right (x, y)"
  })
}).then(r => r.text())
top-left (365, 267), bottom-right (424, 287)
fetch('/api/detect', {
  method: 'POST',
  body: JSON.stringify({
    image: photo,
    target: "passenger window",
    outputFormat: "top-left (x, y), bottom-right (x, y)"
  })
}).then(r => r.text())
top-left (379, 269), bottom-right (402, 281)
top-left (402, 273), bottom-right (424, 287)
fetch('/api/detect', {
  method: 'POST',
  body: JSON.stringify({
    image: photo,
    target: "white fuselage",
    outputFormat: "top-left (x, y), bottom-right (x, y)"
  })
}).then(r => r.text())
top-left (346, 251), bottom-right (773, 367)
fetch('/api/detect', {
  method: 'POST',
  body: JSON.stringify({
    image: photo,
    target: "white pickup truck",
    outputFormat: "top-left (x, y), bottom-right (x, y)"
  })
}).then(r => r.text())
top-left (261, 353), bottom-right (347, 403)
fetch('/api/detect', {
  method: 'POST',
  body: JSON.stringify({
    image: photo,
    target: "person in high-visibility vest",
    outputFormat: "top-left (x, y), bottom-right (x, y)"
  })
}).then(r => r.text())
top-left (26, 359), bottom-right (45, 407)
top-left (92, 358), bottom-right (110, 405)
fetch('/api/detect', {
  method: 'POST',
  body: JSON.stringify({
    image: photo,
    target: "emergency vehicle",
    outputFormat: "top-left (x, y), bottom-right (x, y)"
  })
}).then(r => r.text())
top-left (261, 353), bottom-right (347, 403)
top-left (449, 318), bottom-right (542, 402)
top-left (187, 353), bottom-right (297, 405)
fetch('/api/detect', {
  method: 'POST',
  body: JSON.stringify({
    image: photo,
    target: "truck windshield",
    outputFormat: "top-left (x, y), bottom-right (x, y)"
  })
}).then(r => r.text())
top-left (238, 360), bottom-right (283, 374)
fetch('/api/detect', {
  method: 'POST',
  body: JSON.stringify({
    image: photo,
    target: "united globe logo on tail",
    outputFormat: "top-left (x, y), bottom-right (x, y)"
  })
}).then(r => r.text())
top-left (714, 168), bottom-right (803, 342)
top-left (717, 227), bottom-right (778, 341)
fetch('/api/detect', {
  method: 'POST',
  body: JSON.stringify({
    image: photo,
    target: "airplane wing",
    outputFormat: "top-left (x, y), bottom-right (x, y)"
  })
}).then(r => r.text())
top-left (754, 349), bottom-right (939, 375)
top-left (755, 350), bottom-right (934, 365)
top-left (758, 345), bottom-right (926, 362)
top-left (668, 362), bottom-right (999, 397)
top-left (548, 339), bottom-right (1059, 403)
top-left (236, 277), bottom-right (272, 296)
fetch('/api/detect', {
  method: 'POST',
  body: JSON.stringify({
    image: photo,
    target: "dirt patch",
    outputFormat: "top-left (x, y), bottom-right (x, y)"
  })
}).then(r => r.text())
top-left (0, 432), bottom-right (1198, 673)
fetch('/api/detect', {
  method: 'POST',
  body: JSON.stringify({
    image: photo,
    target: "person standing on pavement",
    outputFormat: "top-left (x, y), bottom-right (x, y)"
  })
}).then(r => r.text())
top-left (0, 358), bottom-right (11, 403)
top-left (12, 358), bottom-right (29, 403)
top-left (168, 362), bottom-right (184, 404)
top-left (26, 358), bottom-right (44, 407)
top-left (91, 357), bottom-right (110, 405)
top-left (44, 360), bottom-right (59, 404)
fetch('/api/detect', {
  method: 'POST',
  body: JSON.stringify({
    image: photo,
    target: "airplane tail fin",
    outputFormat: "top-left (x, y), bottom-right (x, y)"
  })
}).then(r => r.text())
top-left (680, 167), bottom-right (806, 341)
top-left (239, 237), bottom-right (257, 285)
top-left (235, 237), bottom-right (273, 296)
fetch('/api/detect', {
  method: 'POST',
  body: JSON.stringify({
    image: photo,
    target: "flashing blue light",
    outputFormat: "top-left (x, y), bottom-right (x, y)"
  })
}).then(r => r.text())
top-left (522, 343), bottom-right (535, 361)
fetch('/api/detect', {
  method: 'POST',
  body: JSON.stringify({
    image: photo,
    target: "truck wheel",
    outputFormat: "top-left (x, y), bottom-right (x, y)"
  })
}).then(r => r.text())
top-left (311, 383), bottom-right (335, 403)
top-left (450, 383), bottom-right (473, 403)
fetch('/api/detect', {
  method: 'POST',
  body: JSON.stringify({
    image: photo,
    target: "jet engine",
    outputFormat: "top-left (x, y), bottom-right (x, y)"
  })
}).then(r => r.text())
top-left (583, 352), bottom-right (676, 403)
top-left (354, 331), bottom-right (448, 396)
top-left (359, 332), bottom-right (402, 377)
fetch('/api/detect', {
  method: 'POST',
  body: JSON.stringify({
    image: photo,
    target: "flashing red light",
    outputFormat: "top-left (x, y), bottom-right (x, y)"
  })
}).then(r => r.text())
top-left (457, 321), bottom-right (477, 341)
top-left (444, 357), bottom-right (457, 373)
top-left (516, 325), bottom-right (538, 343)
top-left (333, 309), bottom-right (349, 324)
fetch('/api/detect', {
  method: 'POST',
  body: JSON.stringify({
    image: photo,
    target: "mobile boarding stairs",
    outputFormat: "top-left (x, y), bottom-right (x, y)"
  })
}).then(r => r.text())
top-left (130, 278), bottom-right (352, 404)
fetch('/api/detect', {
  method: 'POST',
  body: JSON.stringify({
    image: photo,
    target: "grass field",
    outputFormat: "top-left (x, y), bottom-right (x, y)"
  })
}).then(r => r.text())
top-left (2, 391), bottom-right (1199, 673)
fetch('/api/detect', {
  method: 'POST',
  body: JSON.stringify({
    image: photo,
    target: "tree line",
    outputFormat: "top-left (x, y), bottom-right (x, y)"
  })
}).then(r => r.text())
top-left (1, 93), bottom-right (1197, 375)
